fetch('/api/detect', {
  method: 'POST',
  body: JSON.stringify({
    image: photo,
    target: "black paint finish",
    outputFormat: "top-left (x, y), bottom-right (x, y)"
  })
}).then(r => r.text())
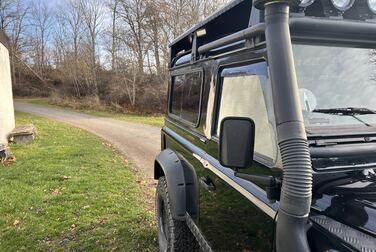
top-left (157, 6), bottom-right (376, 250)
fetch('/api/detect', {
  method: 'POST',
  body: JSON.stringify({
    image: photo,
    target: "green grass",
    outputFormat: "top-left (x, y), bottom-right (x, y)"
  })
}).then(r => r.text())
top-left (0, 112), bottom-right (158, 251)
top-left (15, 98), bottom-right (165, 128)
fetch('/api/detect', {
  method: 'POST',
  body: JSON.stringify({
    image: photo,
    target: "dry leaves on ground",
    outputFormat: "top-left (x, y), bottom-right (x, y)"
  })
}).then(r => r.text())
top-left (0, 156), bottom-right (16, 166)
top-left (13, 220), bottom-right (20, 226)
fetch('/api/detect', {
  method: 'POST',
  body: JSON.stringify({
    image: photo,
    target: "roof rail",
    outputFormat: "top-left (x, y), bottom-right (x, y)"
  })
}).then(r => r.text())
top-left (198, 23), bottom-right (265, 54)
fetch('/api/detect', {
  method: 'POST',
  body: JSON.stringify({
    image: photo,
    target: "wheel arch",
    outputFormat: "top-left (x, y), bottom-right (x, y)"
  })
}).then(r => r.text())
top-left (154, 149), bottom-right (198, 220)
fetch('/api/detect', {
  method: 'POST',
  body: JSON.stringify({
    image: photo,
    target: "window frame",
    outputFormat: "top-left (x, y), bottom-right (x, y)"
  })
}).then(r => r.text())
top-left (168, 68), bottom-right (205, 128)
top-left (212, 58), bottom-right (278, 168)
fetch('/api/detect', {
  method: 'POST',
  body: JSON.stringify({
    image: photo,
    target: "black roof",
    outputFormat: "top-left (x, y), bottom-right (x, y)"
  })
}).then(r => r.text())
top-left (169, 0), bottom-right (253, 59)
top-left (0, 29), bottom-right (9, 50)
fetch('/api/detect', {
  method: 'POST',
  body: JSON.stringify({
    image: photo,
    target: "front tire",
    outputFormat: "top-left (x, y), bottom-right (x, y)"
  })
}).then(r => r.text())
top-left (156, 176), bottom-right (198, 252)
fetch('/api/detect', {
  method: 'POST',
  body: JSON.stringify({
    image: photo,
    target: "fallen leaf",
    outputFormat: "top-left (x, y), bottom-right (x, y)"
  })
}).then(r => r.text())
top-left (51, 188), bottom-right (61, 195)
top-left (1, 156), bottom-right (16, 166)
top-left (13, 220), bottom-right (20, 226)
top-left (61, 175), bottom-right (71, 181)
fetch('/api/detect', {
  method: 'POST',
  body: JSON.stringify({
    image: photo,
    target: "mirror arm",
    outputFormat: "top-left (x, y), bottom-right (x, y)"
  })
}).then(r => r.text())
top-left (234, 171), bottom-right (282, 203)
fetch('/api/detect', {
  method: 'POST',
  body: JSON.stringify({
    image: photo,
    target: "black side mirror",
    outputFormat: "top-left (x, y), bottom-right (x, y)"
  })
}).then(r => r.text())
top-left (219, 117), bottom-right (255, 169)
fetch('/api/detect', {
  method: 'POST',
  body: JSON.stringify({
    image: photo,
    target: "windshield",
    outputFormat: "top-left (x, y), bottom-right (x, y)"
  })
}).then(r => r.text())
top-left (293, 43), bottom-right (376, 131)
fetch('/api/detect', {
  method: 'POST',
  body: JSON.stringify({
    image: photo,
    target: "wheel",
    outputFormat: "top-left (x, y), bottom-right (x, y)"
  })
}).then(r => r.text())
top-left (156, 176), bottom-right (198, 252)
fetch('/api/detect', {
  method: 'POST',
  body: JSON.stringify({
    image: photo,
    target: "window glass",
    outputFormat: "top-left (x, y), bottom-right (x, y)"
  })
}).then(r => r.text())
top-left (216, 62), bottom-right (277, 162)
top-left (293, 43), bottom-right (376, 130)
top-left (170, 71), bottom-right (202, 124)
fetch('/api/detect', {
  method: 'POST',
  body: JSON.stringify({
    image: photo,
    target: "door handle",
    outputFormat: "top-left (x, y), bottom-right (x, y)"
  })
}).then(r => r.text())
top-left (200, 176), bottom-right (216, 192)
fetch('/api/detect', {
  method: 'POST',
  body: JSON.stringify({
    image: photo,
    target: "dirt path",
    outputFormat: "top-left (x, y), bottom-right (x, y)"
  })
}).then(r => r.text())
top-left (14, 102), bottom-right (161, 179)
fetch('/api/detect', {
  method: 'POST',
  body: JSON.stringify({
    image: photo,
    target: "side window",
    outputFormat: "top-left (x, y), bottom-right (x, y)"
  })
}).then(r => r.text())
top-left (170, 71), bottom-right (202, 125)
top-left (216, 62), bottom-right (278, 164)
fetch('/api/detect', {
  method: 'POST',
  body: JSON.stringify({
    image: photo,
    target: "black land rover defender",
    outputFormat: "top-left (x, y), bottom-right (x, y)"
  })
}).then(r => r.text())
top-left (154, 0), bottom-right (376, 251)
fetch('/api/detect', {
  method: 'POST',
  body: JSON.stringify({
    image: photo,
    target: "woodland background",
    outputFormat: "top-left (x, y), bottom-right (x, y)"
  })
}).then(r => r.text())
top-left (1, 0), bottom-right (229, 113)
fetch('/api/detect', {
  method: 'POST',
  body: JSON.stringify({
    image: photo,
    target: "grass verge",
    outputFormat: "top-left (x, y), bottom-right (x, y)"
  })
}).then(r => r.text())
top-left (0, 112), bottom-right (158, 251)
top-left (15, 97), bottom-right (164, 128)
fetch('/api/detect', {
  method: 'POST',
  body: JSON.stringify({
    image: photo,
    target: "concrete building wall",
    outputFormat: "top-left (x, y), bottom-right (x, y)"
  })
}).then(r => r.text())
top-left (0, 33), bottom-right (15, 146)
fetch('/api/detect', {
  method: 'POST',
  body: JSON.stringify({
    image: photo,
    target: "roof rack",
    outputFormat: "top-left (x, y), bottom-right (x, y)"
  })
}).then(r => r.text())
top-left (170, 0), bottom-right (376, 67)
top-left (169, 0), bottom-right (260, 66)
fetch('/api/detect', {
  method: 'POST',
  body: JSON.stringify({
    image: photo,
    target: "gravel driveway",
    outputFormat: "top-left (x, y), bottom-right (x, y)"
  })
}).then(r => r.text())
top-left (14, 102), bottom-right (161, 179)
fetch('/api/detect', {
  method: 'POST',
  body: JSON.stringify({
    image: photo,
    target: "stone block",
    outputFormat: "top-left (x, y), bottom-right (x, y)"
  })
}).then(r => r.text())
top-left (9, 124), bottom-right (36, 144)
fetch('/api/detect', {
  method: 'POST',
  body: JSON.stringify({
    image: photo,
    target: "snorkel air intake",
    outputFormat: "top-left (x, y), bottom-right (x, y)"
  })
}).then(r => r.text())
top-left (253, 0), bottom-right (313, 251)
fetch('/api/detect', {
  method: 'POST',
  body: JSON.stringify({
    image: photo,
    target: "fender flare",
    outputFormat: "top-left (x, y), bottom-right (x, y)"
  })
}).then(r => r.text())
top-left (154, 149), bottom-right (198, 220)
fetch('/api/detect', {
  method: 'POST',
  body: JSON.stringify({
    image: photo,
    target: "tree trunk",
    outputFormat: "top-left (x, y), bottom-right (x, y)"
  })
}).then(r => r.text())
top-left (111, 0), bottom-right (118, 71)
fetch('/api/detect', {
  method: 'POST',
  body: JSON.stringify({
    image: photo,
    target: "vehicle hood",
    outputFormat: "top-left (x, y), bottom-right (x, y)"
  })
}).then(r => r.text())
top-left (313, 179), bottom-right (376, 237)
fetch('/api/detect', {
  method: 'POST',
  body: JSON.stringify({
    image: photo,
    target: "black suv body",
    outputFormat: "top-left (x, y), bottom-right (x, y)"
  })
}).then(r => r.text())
top-left (154, 0), bottom-right (376, 251)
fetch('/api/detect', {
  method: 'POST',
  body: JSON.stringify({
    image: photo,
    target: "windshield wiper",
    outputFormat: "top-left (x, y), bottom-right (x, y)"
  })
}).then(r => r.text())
top-left (313, 107), bottom-right (376, 115)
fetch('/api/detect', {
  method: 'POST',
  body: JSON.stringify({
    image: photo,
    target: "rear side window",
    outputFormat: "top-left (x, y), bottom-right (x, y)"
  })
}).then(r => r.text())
top-left (170, 71), bottom-right (202, 125)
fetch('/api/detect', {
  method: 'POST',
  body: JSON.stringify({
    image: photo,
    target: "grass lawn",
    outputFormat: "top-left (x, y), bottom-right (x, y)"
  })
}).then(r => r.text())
top-left (0, 112), bottom-right (158, 251)
top-left (15, 98), bottom-right (164, 128)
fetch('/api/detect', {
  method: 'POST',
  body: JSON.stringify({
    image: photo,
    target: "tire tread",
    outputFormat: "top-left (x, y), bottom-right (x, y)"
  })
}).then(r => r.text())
top-left (156, 177), bottom-right (198, 252)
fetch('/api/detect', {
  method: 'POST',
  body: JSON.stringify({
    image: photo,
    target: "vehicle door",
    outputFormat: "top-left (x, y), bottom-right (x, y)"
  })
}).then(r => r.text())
top-left (197, 57), bottom-right (281, 251)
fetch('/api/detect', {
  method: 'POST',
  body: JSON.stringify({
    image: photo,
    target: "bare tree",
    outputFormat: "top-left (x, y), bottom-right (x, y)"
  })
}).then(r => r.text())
top-left (30, 0), bottom-right (53, 72)
top-left (0, 0), bottom-right (16, 29)
top-left (63, 0), bottom-right (84, 58)
top-left (164, 0), bottom-right (189, 39)
top-left (200, 0), bottom-right (228, 18)
top-left (106, 0), bottom-right (120, 71)
top-left (1, 0), bottom-right (29, 87)
top-left (118, 0), bottom-right (148, 74)
top-left (144, 0), bottom-right (165, 78)
top-left (79, 0), bottom-right (104, 95)
top-left (121, 60), bottom-right (137, 107)
top-left (80, 0), bottom-right (103, 68)
top-left (52, 14), bottom-right (66, 67)
top-left (161, 0), bottom-right (228, 41)
top-left (8, 1), bottom-right (28, 52)
top-left (55, 0), bottom-right (86, 96)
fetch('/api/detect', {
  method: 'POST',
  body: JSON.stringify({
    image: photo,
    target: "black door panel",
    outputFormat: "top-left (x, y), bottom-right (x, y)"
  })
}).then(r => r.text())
top-left (198, 167), bottom-right (274, 251)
